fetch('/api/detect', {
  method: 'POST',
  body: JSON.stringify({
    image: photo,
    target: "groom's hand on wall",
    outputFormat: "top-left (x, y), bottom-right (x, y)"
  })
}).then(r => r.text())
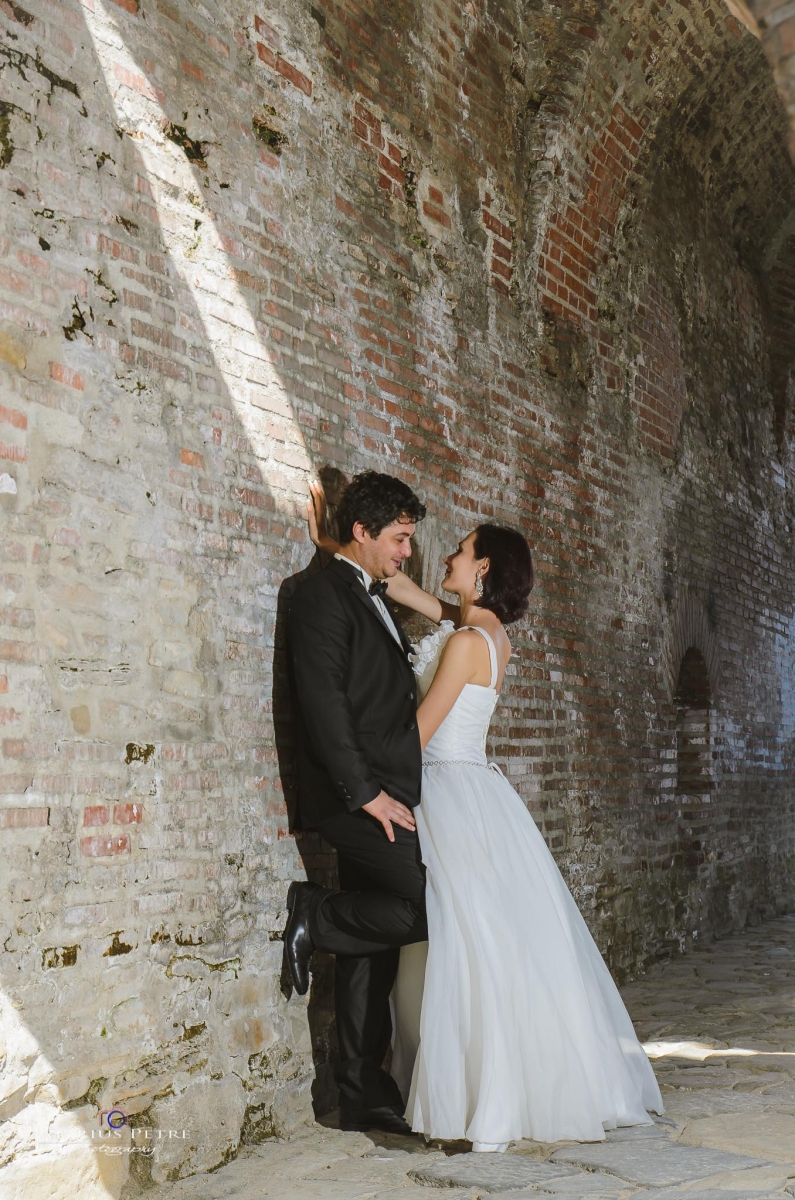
top-left (362, 791), bottom-right (416, 842)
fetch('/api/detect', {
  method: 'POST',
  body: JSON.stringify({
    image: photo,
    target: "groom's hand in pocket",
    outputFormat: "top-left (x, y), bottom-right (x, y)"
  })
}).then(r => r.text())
top-left (362, 790), bottom-right (416, 842)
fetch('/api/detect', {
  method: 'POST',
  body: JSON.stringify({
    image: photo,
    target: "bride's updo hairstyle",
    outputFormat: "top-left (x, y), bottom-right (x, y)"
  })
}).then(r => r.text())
top-left (473, 524), bottom-right (534, 624)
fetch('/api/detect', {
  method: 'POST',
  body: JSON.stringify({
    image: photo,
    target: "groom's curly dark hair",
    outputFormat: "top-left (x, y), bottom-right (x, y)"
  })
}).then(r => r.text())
top-left (336, 470), bottom-right (427, 544)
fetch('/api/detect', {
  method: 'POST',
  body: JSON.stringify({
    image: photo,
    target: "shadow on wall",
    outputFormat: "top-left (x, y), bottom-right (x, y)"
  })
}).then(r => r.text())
top-left (0, 0), bottom-right (361, 1193)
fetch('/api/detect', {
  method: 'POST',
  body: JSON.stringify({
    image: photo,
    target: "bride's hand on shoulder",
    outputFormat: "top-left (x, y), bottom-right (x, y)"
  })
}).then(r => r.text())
top-left (306, 478), bottom-right (340, 555)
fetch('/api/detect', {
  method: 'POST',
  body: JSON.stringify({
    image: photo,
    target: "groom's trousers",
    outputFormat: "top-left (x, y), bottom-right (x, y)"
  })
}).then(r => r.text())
top-left (310, 808), bottom-right (427, 1114)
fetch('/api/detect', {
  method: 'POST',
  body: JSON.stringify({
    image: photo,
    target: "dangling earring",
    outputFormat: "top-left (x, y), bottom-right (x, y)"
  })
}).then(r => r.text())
top-left (475, 570), bottom-right (484, 597)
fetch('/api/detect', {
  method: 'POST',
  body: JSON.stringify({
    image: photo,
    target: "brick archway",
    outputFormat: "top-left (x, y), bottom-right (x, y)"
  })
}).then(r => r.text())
top-left (662, 593), bottom-right (722, 703)
top-left (523, 0), bottom-right (794, 457)
top-left (674, 646), bottom-right (714, 796)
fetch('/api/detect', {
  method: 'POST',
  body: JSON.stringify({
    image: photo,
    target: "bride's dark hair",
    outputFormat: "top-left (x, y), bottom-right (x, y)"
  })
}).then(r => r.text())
top-left (473, 524), bottom-right (534, 624)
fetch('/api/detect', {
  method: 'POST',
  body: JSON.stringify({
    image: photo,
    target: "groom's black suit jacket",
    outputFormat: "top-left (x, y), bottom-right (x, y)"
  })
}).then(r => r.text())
top-left (288, 556), bottom-right (422, 830)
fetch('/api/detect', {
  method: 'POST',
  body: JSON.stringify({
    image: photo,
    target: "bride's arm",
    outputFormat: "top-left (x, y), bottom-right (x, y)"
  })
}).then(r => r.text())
top-left (416, 630), bottom-right (481, 750)
top-left (305, 479), bottom-right (460, 625)
top-left (385, 571), bottom-right (460, 625)
top-left (305, 479), bottom-right (341, 556)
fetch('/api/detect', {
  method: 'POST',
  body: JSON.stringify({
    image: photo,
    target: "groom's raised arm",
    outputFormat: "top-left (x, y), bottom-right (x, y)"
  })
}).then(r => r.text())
top-left (288, 582), bottom-right (381, 812)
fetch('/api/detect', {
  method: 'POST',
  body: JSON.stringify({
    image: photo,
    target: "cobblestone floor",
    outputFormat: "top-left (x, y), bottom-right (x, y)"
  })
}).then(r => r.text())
top-left (139, 914), bottom-right (795, 1200)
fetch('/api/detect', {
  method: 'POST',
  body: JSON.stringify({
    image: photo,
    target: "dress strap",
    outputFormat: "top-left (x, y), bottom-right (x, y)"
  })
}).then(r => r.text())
top-left (458, 624), bottom-right (499, 690)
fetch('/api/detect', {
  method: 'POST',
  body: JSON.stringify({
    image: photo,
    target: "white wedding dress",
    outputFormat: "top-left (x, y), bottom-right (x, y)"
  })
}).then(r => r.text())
top-left (391, 621), bottom-right (663, 1147)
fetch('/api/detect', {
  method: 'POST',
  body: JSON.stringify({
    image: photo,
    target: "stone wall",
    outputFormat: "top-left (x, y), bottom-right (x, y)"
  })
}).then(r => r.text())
top-left (1, 0), bottom-right (794, 1193)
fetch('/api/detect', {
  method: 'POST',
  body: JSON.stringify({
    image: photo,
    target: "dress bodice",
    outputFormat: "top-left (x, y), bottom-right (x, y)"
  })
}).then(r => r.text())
top-left (410, 622), bottom-right (499, 765)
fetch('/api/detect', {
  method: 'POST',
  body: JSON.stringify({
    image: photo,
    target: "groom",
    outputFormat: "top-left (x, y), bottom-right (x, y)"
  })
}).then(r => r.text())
top-left (284, 471), bottom-right (428, 1135)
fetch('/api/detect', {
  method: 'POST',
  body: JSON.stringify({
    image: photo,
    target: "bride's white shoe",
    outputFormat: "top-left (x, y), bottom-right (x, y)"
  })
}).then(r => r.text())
top-left (472, 1141), bottom-right (509, 1153)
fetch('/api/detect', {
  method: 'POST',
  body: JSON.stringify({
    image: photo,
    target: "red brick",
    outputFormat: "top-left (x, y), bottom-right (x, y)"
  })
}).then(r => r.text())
top-left (0, 603), bottom-right (29, 622)
top-left (83, 805), bottom-right (109, 826)
top-left (0, 267), bottom-right (32, 297)
top-left (245, 515), bottom-right (269, 535)
top-left (0, 642), bottom-right (37, 664)
top-left (112, 63), bottom-right (164, 105)
top-left (208, 34), bottom-right (229, 58)
top-left (232, 487), bottom-right (273, 510)
top-left (482, 210), bottom-right (512, 241)
top-left (422, 201), bottom-right (451, 228)
top-left (114, 802), bottom-right (143, 824)
top-left (275, 57), bottom-right (312, 96)
top-left (180, 58), bottom-right (204, 83)
top-left (256, 40), bottom-right (277, 67)
top-left (0, 441), bottom-right (26, 464)
top-left (354, 102), bottom-right (379, 130)
top-left (0, 807), bottom-right (49, 828)
top-left (378, 154), bottom-right (404, 185)
top-left (254, 15), bottom-right (280, 46)
top-left (184, 497), bottom-right (213, 520)
top-left (81, 834), bottom-right (130, 857)
top-left (49, 362), bottom-right (85, 390)
top-left (492, 257), bottom-right (512, 281)
top-left (17, 251), bottom-right (50, 279)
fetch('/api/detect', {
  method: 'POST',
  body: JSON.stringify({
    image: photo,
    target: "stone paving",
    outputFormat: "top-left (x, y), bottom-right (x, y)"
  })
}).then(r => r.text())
top-left (129, 914), bottom-right (795, 1200)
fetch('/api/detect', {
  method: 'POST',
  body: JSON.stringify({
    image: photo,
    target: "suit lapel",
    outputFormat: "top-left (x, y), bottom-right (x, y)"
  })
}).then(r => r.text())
top-left (330, 558), bottom-right (412, 663)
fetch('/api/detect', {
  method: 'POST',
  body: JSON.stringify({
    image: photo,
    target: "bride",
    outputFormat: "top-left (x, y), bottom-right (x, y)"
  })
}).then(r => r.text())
top-left (307, 482), bottom-right (663, 1151)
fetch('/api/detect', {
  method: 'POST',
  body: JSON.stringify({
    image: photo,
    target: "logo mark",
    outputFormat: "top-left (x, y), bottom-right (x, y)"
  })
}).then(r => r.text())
top-left (99, 1108), bottom-right (128, 1129)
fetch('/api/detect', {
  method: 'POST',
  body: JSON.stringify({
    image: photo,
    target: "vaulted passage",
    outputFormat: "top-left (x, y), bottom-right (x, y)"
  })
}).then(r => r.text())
top-left (1, 0), bottom-right (795, 1190)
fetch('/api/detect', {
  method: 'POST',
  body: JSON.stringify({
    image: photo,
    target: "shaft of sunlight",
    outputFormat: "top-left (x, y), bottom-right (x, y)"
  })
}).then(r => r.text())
top-left (644, 1039), bottom-right (795, 1060)
top-left (83, 1), bottom-right (312, 504)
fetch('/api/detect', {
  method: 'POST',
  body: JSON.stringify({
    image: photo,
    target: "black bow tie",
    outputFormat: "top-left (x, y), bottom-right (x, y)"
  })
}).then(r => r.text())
top-left (368, 579), bottom-right (388, 599)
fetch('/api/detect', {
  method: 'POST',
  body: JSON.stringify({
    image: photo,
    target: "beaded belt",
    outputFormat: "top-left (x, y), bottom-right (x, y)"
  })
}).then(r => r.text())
top-left (422, 759), bottom-right (506, 778)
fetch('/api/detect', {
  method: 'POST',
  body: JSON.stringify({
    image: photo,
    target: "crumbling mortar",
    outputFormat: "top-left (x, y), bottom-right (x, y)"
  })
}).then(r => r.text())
top-left (0, 42), bottom-right (86, 113)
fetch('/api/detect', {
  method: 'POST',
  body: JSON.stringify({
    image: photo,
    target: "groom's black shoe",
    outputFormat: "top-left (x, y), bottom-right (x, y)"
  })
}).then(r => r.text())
top-left (339, 1105), bottom-right (415, 1136)
top-left (282, 881), bottom-right (320, 995)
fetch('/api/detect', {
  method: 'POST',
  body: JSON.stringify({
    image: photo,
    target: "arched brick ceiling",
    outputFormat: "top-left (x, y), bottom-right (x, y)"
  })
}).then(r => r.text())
top-left (517, 0), bottom-right (795, 446)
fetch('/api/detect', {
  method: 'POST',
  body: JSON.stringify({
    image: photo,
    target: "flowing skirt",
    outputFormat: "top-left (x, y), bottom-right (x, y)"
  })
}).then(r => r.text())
top-left (391, 761), bottom-right (663, 1145)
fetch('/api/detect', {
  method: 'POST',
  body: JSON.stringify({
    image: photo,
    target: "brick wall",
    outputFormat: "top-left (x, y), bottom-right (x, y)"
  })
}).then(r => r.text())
top-left (1, 0), bottom-right (794, 1189)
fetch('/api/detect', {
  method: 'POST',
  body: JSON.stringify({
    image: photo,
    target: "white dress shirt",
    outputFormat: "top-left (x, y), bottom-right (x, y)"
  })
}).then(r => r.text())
top-left (335, 553), bottom-right (402, 646)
